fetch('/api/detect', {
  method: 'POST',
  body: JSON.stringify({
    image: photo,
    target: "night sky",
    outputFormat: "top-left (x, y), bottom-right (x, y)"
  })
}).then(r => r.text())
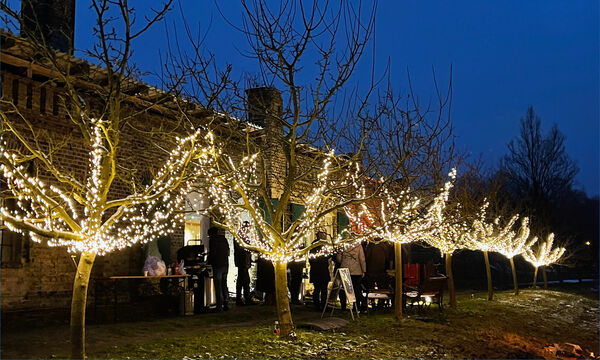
top-left (13, 1), bottom-right (599, 195)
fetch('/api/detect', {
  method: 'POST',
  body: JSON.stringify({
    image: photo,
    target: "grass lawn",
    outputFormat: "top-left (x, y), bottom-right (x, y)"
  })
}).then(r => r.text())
top-left (2, 286), bottom-right (598, 359)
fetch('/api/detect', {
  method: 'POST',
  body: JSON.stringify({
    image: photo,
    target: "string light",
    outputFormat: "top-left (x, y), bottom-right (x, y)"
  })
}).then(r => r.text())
top-left (344, 169), bottom-right (458, 247)
top-left (522, 233), bottom-right (566, 268)
top-left (466, 201), bottom-right (534, 257)
top-left (1, 118), bottom-right (211, 255)
top-left (195, 145), bottom-right (378, 263)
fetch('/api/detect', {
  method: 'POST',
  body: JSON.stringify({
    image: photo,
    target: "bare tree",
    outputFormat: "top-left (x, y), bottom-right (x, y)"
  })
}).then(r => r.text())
top-left (0, 1), bottom-right (217, 358)
top-left (501, 106), bottom-right (578, 232)
top-left (165, 0), bottom-right (458, 333)
top-left (164, 0), bottom-right (380, 338)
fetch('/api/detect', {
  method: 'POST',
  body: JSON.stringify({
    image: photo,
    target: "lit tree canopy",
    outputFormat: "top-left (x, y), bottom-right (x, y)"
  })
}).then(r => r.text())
top-left (424, 206), bottom-right (471, 256)
top-left (196, 146), bottom-right (368, 263)
top-left (345, 168), bottom-right (457, 245)
top-left (1, 122), bottom-right (212, 255)
top-left (494, 217), bottom-right (534, 259)
top-left (523, 233), bottom-right (566, 268)
top-left (468, 202), bottom-right (534, 257)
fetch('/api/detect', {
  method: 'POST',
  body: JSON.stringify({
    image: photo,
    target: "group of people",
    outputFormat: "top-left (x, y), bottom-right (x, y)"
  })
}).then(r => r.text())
top-left (207, 224), bottom-right (394, 313)
top-left (309, 239), bottom-right (394, 312)
top-left (206, 225), bottom-right (256, 312)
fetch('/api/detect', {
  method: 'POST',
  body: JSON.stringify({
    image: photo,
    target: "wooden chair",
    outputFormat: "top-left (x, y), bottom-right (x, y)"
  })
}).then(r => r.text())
top-left (403, 263), bottom-right (421, 287)
top-left (404, 275), bottom-right (447, 312)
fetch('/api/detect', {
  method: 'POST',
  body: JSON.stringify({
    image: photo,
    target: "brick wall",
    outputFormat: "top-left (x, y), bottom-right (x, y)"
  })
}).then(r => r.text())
top-left (0, 66), bottom-right (185, 311)
top-left (0, 50), bottom-right (342, 313)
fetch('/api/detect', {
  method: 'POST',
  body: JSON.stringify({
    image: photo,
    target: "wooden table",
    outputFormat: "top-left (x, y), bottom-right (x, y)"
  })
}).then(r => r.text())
top-left (95, 274), bottom-right (189, 321)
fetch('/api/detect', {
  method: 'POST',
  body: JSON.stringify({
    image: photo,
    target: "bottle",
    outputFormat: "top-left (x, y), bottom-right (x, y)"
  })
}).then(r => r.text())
top-left (175, 260), bottom-right (179, 275)
top-left (274, 321), bottom-right (280, 335)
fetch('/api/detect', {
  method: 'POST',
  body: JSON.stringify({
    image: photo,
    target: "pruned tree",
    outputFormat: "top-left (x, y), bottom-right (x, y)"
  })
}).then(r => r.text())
top-left (469, 202), bottom-right (528, 300)
top-left (423, 193), bottom-right (472, 309)
top-left (523, 233), bottom-right (566, 289)
top-left (344, 169), bottom-right (456, 319)
top-left (493, 217), bottom-right (534, 295)
top-left (165, 0), bottom-right (379, 338)
top-left (0, 1), bottom-right (218, 357)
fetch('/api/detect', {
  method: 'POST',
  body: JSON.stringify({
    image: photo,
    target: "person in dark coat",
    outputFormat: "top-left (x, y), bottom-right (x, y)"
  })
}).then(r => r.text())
top-left (208, 226), bottom-right (230, 311)
top-left (364, 240), bottom-right (394, 290)
top-left (288, 260), bottom-right (305, 305)
top-left (309, 232), bottom-right (331, 311)
top-left (234, 222), bottom-right (253, 306)
top-left (256, 257), bottom-right (275, 305)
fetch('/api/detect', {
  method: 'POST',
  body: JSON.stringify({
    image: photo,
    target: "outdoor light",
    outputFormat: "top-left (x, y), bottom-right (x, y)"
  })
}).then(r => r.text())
top-left (585, 241), bottom-right (590, 246)
top-left (424, 296), bottom-right (432, 304)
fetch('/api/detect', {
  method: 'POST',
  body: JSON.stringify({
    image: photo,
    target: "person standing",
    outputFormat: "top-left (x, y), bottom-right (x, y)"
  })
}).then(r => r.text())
top-left (208, 226), bottom-right (230, 311)
top-left (309, 232), bottom-right (331, 311)
top-left (364, 240), bottom-right (394, 290)
top-left (288, 260), bottom-right (305, 305)
top-left (336, 242), bottom-right (366, 311)
top-left (256, 257), bottom-right (275, 305)
top-left (234, 222), bottom-right (253, 306)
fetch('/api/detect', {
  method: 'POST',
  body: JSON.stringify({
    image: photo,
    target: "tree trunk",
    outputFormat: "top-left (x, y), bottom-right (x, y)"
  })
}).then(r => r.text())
top-left (542, 265), bottom-right (548, 289)
top-left (509, 257), bottom-right (519, 295)
top-left (274, 261), bottom-right (295, 338)
top-left (70, 251), bottom-right (96, 359)
top-left (483, 251), bottom-right (493, 301)
top-left (394, 242), bottom-right (403, 321)
top-left (445, 252), bottom-right (456, 309)
top-left (532, 266), bottom-right (538, 288)
top-left (557, 265), bottom-right (563, 284)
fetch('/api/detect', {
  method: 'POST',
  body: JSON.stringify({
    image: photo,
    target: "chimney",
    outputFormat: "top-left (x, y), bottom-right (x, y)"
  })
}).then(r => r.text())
top-left (245, 87), bottom-right (283, 133)
top-left (21, 0), bottom-right (76, 54)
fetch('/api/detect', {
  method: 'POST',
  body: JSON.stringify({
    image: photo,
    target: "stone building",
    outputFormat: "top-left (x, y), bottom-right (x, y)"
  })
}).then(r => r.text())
top-left (0, 1), bottom-right (346, 314)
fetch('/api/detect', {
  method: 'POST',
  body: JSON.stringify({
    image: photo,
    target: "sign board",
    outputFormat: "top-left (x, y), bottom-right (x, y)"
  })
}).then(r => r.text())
top-left (321, 268), bottom-right (358, 320)
top-left (337, 268), bottom-right (355, 303)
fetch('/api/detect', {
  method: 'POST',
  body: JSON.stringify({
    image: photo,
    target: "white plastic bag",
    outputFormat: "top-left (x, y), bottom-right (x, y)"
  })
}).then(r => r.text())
top-left (143, 255), bottom-right (167, 276)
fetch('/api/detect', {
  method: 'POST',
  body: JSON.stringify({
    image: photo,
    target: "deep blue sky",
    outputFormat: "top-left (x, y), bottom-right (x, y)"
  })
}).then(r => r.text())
top-left (12, 1), bottom-right (599, 195)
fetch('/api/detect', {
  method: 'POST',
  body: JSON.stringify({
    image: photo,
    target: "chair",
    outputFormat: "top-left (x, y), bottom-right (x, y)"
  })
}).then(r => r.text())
top-left (364, 273), bottom-right (394, 311)
top-left (403, 263), bottom-right (421, 287)
top-left (404, 275), bottom-right (447, 312)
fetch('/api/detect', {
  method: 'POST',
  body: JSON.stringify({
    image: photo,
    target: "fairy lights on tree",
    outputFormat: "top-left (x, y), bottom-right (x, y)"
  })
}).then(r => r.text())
top-left (523, 233), bottom-right (566, 289)
top-left (493, 216), bottom-right (534, 295)
top-left (345, 169), bottom-right (457, 244)
top-left (422, 176), bottom-right (473, 309)
top-left (344, 169), bottom-right (457, 318)
top-left (467, 202), bottom-right (524, 300)
top-left (197, 148), bottom-right (366, 263)
top-left (2, 122), bottom-right (211, 255)
top-left (192, 137), bottom-right (374, 337)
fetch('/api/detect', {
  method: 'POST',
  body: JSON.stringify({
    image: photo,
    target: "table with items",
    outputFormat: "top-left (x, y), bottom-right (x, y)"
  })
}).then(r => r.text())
top-left (94, 274), bottom-right (189, 321)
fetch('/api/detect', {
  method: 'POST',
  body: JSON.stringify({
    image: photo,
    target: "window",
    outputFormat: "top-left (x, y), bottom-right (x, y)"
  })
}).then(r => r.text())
top-left (0, 198), bottom-right (29, 268)
top-left (184, 191), bottom-right (208, 246)
top-left (1, 162), bottom-right (35, 267)
top-left (39, 87), bottom-right (46, 114)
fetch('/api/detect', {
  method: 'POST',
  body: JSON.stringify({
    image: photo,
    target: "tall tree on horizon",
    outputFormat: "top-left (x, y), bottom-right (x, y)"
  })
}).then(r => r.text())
top-left (500, 106), bottom-right (578, 233)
